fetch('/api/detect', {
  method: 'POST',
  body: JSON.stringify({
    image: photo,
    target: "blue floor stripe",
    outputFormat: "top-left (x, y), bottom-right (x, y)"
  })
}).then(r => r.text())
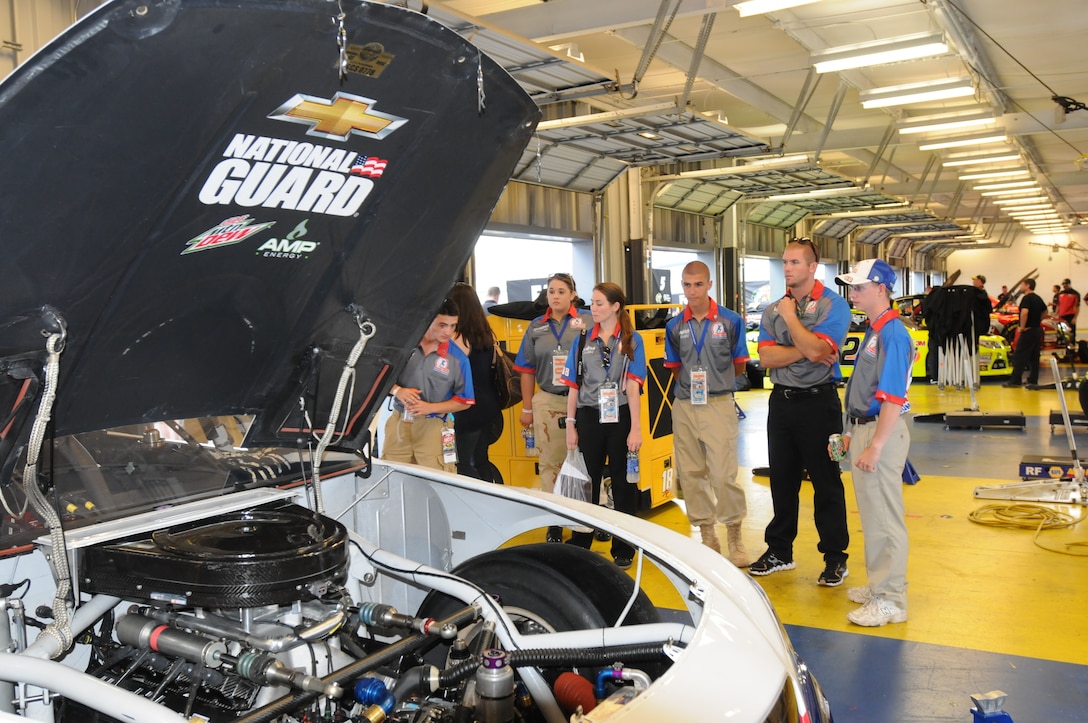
top-left (785, 624), bottom-right (1088, 722)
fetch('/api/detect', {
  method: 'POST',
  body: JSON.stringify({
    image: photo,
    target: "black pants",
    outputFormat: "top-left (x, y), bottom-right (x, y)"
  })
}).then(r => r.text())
top-left (1011, 326), bottom-right (1042, 384)
top-left (764, 385), bottom-right (849, 565)
top-left (455, 427), bottom-right (493, 481)
top-left (572, 404), bottom-right (637, 560)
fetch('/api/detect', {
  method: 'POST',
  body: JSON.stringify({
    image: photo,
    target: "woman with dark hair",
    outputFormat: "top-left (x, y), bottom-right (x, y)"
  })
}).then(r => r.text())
top-left (448, 283), bottom-right (503, 481)
top-left (560, 282), bottom-right (647, 569)
top-left (512, 273), bottom-right (592, 541)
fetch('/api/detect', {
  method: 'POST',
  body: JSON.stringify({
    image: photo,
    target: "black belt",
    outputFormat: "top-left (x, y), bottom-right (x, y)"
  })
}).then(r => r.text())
top-left (850, 415), bottom-right (878, 425)
top-left (545, 389), bottom-right (569, 397)
top-left (773, 383), bottom-right (835, 400)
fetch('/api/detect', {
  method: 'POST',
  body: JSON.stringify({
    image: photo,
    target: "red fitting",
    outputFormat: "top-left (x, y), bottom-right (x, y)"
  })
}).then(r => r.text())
top-left (554, 672), bottom-right (596, 714)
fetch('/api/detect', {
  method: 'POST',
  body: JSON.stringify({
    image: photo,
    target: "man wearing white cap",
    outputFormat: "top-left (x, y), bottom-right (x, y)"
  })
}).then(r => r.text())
top-left (835, 259), bottom-right (913, 627)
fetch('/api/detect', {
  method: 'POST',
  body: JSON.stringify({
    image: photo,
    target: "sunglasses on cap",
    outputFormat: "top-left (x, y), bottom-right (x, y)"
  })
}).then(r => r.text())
top-left (791, 237), bottom-right (820, 263)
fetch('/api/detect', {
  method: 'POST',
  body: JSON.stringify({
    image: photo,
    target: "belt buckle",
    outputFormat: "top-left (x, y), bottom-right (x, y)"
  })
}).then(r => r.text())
top-left (782, 388), bottom-right (796, 400)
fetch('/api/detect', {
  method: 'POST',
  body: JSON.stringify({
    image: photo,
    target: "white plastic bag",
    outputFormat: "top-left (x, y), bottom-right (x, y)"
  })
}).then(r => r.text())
top-left (555, 449), bottom-right (590, 503)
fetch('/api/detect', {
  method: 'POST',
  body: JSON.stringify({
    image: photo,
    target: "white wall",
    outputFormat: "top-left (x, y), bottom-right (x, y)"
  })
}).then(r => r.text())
top-left (946, 227), bottom-right (1088, 296)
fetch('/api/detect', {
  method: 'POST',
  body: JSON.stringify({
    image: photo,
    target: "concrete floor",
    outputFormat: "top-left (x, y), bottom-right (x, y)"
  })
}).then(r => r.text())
top-left (562, 365), bottom-right (1088, 722)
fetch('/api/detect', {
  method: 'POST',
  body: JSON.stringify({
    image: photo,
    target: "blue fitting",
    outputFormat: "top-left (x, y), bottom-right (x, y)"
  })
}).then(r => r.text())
top-left (971, 708), bottom-right (1014, 723)
top-left (357, 602), bottom-right (384, 627)
top-left (354, 677), bottom-right (396, 714)
top-left (594, 667), bottom-right (622, 699)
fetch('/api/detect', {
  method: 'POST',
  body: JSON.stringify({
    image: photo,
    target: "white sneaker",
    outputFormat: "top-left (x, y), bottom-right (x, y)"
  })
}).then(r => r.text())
top-left (846, 596), bottom-right (907, 627)
top-left (846, 585), bottom-right (873, 604)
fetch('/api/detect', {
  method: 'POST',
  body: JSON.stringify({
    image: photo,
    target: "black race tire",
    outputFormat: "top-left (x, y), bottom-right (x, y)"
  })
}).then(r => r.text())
top-left (417, 543), bottom-right (660, 637)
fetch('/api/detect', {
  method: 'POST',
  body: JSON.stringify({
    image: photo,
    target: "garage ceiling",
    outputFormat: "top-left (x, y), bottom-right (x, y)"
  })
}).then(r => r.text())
top-left (420, 0), bottom-right (1088, 252)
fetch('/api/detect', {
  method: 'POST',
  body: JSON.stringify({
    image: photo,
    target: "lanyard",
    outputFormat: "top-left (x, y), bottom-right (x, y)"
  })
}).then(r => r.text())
top-left (686, 317), bottom-right (711, 365)
top-left (548, 314), bottom-right (571, 348)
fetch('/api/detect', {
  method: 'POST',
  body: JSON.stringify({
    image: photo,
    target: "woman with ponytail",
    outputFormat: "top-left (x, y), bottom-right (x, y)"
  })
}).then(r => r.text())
top-left (560, 282), bottom-right (646, 568)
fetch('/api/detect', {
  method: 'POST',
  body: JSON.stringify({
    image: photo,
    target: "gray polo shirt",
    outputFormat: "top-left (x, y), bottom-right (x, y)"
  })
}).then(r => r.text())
top-left (513, 306), bottom-right (592, 394)
top-left (757, 280), bottom-right (851, 388)
top-left (663, 299), bottom-right (749, 399)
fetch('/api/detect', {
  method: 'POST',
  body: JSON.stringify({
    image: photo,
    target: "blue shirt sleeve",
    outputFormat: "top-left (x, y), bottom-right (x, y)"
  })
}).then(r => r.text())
top-left (664, 315), bottom-right (681, 366)
top-left (723, 308), bottom-right (749, 362)
top-left (626, 333), bottom-right (647, 386)
top-left (447, 343), bottom-right (475, 403)
top-left (813, 292), bottom-right (851, 349)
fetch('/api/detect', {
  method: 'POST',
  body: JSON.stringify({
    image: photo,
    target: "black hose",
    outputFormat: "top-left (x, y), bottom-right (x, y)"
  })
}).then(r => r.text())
top-left (437, 642), bottom-right (673, 687)
top-left (391, 664), bottom-right (430, 701)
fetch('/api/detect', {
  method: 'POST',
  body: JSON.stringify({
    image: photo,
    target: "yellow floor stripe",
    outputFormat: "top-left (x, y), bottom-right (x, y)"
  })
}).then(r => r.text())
top-left (510, 378), bottom-right (1088, 666)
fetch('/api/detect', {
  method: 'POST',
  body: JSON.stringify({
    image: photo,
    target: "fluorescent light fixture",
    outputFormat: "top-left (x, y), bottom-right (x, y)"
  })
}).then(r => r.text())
top-left (898, 110), bottom-right (995, 135)
top-left (980, 187), bottom-right (1043, 197)
top-left (860, 77), bottom-right (975, 109)
top-left (918, 133), bottom-right (1007, 151)
top-left (972, 180), bottom-right (1037, 191)
top-left (941, 153), bottom-right (1020, 167)
top-left (1007, 208), bottom-right (1058, 215)
top-left (812, 32), bottom-right (948, 74)
top-left (637, 131), bottom-right (661, 140)
top-left (734, 0), bottom-right (822, 16)
top-left (764, 186), bottom-right (859, 202)
top-left (1000, 206), bottom-right (1052, 213)
top-left (991, 198), bottom-right (1048, 207)
top-left (958, 169), bottom-right (1029, 181)
top-left (742, 154), bottom-right (812, 168)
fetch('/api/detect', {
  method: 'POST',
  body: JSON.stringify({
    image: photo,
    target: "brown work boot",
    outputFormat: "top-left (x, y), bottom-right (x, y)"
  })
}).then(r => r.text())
top-left (726, 523), bottom-right (749, 568)
top-left (699, 524), bottom-right (721, 553)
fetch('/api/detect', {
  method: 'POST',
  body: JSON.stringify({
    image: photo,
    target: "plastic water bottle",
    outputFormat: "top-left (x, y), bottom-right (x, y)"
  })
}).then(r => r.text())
top-left (626, 451), bottom-right (640, 484)
top-left (523, 427), bottom-right (539, 456)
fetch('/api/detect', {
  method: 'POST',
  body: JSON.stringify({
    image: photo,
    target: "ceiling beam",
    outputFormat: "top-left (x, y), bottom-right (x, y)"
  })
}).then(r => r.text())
top-left (471, 0), bottom-right (735, 44)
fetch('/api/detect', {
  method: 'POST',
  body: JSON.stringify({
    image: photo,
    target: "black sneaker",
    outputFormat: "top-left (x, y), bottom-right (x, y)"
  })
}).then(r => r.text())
top-left (1001, 381), bottom-right (1022, 387)
top-left (817, 561), bottom-right (849, 587)
top-left (748, 551), bottom-right (796, 576)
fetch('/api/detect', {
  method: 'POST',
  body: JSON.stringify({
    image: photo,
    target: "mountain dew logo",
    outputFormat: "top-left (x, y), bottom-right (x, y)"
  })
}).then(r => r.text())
top-left (183, 215), bottom-right (275, 255)
top-left (257, 220), bottom-right (319, 259)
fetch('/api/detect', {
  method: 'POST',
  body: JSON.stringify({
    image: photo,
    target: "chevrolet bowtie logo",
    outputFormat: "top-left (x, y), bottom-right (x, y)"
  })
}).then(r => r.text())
top-left (268, 92), bottom-right (407, 142)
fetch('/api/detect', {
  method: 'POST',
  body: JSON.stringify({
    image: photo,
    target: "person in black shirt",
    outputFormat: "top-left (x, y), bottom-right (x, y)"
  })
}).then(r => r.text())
top-left (1003, 278), bottom-right (1048, 387)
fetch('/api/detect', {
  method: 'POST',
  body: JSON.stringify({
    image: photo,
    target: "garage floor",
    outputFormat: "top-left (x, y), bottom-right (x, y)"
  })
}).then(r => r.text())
top-left (583, 363), bottom-right (1088, 721)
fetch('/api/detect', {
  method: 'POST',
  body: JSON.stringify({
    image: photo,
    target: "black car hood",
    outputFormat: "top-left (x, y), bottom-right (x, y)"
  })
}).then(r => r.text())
top-left (0, 0), bottom-right (538, 478)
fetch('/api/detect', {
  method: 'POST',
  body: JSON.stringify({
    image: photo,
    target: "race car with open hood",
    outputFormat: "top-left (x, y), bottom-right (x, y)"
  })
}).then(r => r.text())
top-left (0, 2), bottom-right (831, 722)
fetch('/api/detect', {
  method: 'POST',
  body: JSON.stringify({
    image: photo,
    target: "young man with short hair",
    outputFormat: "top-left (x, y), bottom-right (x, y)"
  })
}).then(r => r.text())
top-left (835, 259), bottom-right (913, 627)
top-left (385, 298), bottom-right (474, 471)
top-left (664, 261), bottom-right (750, 565)
top-left (751, 238), bottom-right (852, 586)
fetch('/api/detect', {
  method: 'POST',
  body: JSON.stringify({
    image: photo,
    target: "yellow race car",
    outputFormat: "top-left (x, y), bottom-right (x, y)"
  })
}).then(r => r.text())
top-left (743, 297), bottom-right (1012, 386)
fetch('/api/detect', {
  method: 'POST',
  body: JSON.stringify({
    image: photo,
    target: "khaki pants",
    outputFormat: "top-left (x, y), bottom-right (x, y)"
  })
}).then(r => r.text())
top-left (849, 415), bottom-right (910, 610)
top-left (382, 411), bottom-right (455, 473)
top-left (532, 390), bottom-right (569, 493)
top-left (673, 394), bottom-right (745, 527)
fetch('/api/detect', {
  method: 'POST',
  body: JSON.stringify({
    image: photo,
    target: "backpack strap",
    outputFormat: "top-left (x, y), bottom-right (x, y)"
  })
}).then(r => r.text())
top-left (575, 329), bottom-right (588, 386)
